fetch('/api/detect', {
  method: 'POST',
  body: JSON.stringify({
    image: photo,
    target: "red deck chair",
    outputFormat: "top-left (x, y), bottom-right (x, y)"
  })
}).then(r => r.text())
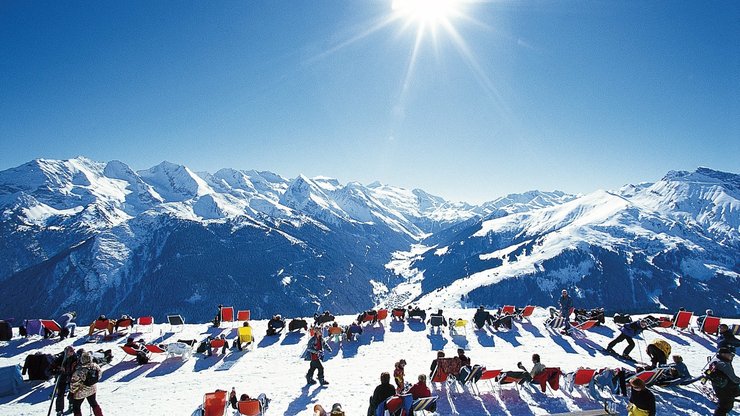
top-left (115, 318), bottom-right (134, 333)
top-left (121, 345), bottom-right (139, 356)
top-left (237, 399), bottom-right (262, 416)
top-left (501, 305), bottom-right (516, 315)
top-left (40, 320), bottom-right (62, 334)
top-left (89, 319), bottom-right (111, 338)
top-left (570, 320), bottom-right (599, 335)
top-left (518, 305), bottom-right (536, 320)
top-left (431, 366), bottom-right (449, 383)
top-left (236, 310), bottom-right (251, 322)
top-left (628, 368), bottom-right (666, 387)
top-left (392, 309), bottom-right (406, 319)
top-left (658, 318), bottom-right (673, 328)
top-left (220, 307), bottom-right (235, 327)
top-left (210, 338), bottom-right (226, 352)
top-left (566, 368), bottom-right (596, 394)
top-left (136, 316), bottom-right (154, 332)
top-left (145, 344), bottom-right (166, 354)
top-left (203, 390), bottom-right (228, 416)
top-left (361, 313), bottom-right (376, 323)
top-left (477, 369), bottom-right (502, 392)
top-left (673, 311), bottom-right (693, 330)
top-left (700, 316), bottom-right (721, 335)
top-left (376, 309), bottom-right (389, 323)
top-left (532, 367), bottom-right (562, 393)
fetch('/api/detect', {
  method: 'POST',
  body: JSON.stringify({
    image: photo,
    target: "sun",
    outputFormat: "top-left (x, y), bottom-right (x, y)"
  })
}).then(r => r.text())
top-left (392, 0), bottom-right (462, 26)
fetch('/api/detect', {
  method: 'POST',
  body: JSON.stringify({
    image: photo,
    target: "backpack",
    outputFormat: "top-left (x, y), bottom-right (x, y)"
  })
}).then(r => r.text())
top-left (83, 367), bottom-right (99, 386)
top-left (135, 351), bottom-right (149, 365)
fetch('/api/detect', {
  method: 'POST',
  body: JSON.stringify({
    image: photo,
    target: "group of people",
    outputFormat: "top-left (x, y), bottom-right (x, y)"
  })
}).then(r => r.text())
top-left (50, 346), bottom-right (104, 416)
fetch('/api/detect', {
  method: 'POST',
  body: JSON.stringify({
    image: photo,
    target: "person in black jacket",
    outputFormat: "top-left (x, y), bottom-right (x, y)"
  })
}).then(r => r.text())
top-left (708, 347), bottom-right (740, 416)
top-left (606, 319), bottom-right (648, 360)
top-left (473, 306), bottom-right (493, 330)
top-left (429, 351), bottom-right (445, 378)
top-left (717, 324), bottom-right (740, 352)
top-left (628, 377), bottom-right (655, 416)
top-left (367, 372), bottom-right (396, 416)
top-left (53, 346), bottom-right (78, 416)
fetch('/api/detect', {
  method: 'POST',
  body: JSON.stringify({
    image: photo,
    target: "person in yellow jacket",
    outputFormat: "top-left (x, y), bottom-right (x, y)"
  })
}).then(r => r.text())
top-left (646, 338), bottom-right (671, 369)
top-left (628, 378), bottom-right (655, 416)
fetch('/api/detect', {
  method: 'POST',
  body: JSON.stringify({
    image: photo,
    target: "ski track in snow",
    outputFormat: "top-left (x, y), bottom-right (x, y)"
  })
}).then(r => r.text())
top-left (1, 309), bottom-right (737, 415)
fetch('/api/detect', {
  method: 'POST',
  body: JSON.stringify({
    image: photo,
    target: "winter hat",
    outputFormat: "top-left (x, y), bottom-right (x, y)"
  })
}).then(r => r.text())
top-left (718, 347), bottom-right (734, 355)
top-left (331, 403), bottom-right (342, 411)
top-left (80, 351), bottom-right (92, 365)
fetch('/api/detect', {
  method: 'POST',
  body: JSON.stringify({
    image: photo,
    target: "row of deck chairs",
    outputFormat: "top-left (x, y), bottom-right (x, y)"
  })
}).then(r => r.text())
top-left (218, 307), bottom-right (252, 328)
top-left (646, 310), bottom-right (738, 336)
top-left (374, 393), bottom-right (438, 416)
top-left (201, 390), bottom-right (269, 416)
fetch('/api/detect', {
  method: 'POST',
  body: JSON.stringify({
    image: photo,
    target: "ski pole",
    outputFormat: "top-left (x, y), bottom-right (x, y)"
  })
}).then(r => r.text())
top-left (46, 352), bottom-right (67, 416)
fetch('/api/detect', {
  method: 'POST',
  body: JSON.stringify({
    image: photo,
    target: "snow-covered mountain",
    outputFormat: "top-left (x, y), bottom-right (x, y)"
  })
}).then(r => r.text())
top-left (389, 168), bottom-right (740, 315)
top-left (0, 157), bottom-right (495, 322)
top-left (1, 158), bottom-right (737, 321)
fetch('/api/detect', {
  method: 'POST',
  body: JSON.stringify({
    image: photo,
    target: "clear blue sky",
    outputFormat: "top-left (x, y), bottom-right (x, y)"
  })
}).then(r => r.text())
top-left (1, 1), bottom-right (738, 203)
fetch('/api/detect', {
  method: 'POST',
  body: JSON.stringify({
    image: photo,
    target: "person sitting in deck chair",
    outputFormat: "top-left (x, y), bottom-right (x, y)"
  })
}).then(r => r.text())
top-left (457, 348), bottom-right (471, 368)
top-left (473, 306), bottom-right (494, 330)
top-left (429, 351), bottom-right (445, 378)
top-left (517, 353), bottom-right (546, 383)
top-left (427, 310), bottom-right (447, 331)
top-left (718, 324), bottom-right (740, 352)
top-left (315, 311), bottom-right (336, 326)
top-left (267, 315), bottom-right (285, 336)
top-left (346, 322), bottom-right (363, 341)
top-left (367, 372), bottom-right (396, 416)
top-left (696, 309), bottom-right (714, 330)
top-left (289, 318), bottom-right (309, 332)
top-left (234, 322), bottom-right (253, 351)
top-left (408, 374), bottom-right (433, 402)
top-left (357, 310), bottom-right (377, 325)
top-left (408, 306), bottom-right (427, 321)
top-left (392, 307), bottom-right (406, 322)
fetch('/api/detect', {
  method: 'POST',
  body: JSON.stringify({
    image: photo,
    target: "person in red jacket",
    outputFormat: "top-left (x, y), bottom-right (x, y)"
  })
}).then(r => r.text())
top-left (408, 374), bottom-right (431, 399)
top-left (306, 331), bottom-right (330, 386)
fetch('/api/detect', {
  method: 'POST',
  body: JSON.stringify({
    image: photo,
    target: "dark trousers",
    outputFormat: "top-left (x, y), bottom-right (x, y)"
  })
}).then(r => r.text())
top-left (714, 395), bottom-right (735, 416)
top-left (307, 359), bottom-right (324, 381)
top-left (73, 393), bottom-right (103, 416)
top-left (607, 333), bottom-right (635, 355)
top-left (55, 376), bottom-right (71, 412)
top-left (647, 344), bottom-right (667, 368)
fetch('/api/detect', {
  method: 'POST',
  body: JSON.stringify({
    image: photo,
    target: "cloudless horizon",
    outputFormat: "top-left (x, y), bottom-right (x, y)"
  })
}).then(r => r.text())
top-left (1, 1), bottom-right (738, 204)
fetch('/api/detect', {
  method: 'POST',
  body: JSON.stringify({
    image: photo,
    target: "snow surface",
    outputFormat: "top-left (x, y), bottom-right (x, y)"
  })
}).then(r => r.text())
top-left (2, 309), bottom-right (736, 415)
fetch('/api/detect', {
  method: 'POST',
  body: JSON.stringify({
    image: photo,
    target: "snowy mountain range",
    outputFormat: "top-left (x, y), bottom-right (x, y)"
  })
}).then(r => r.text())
top-left (0, 158), bottom-right (738, 321)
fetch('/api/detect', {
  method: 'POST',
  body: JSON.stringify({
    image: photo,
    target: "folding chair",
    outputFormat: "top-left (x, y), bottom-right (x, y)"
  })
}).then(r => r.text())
top-left (700, 316), bottom-right (721, 335)
top-left (498, 371), bottom-right (527, 393)
top-left (136, 316), bottom-right (154, 332)
top-left (501, 305), bottom-right (516, 315)
top-left (115, 318), bottom-right (134, 333)
top-left (167, 315), bottom-right (185, 332)
top-left (203, 390), bottom-right (228, 416)
top-left (450, 319), bottom-right (468, 336)
top-left (474, 369), bottom-right (501, 392)
top-left (658, 318), bottom-right (673, 328)
top-left (532, 367), bottom-right (562, 393)
top-left (40, 319), bottom-right (62, 336)
top-left (236, 310), bottom-right (251, 322)
top-left (237, 399), bottom-right (263, 416)
top-left (392, 308), bottom-right (406, 320)
top-left (220, 307), bottom-right (235, 328)
top-left (429, 315), bottom-right (446, 332)
top-left (384, 394), bottom-right (413, 416)
top-left (120, 345), bottom-right (151, 362)
top-left (628, 368), bottom-right (666, 387)
top-left (145, 344), bottom-right (166, 354)
top-left (210, 338), bottom-right (226, 354)
top-left (545, 316), bottom-right (565, 329)
top-left (518, 305), bottom-right (536, 320)
top-left (411, 396), bottom-right (438, 415)
top-left (565, 368), bottom-right (597, 395)
top-left (89, 319), bottom-right (112, 339)
top-left (327, 326), bottom-right (343, 343)
top-left (376, 309), bottom-right (389, 323)
top-left (237, 326), bottom-right (254, 350)
top-left (456, 364), bottom-right (484, 394)
top-left (673, 311), bottom-right (693, 331)
top-left (732, 324), bottom-right (740, 336)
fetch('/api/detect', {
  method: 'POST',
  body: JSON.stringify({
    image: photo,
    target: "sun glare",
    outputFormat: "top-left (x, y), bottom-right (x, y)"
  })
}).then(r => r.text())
top-left (392, 0), bottom-right (461, 25)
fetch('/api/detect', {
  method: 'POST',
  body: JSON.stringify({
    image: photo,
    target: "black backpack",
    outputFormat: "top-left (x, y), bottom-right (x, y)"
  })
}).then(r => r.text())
top-left (83, 367), bottom-right (100, 386)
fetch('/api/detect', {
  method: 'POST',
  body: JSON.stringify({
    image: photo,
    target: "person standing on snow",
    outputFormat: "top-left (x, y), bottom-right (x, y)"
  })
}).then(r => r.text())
top-left (69, 351), bottom-right (103, 416)
top-left (559, 289), bottom-right (574, 334)
top-left (707, 347), bottom-right (740, 416)
top-left (306, 330), bottom-right (330, 386)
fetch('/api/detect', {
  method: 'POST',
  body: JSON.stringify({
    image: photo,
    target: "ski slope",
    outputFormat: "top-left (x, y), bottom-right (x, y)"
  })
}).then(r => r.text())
top-left (1, 308), bottom-right (737, 415)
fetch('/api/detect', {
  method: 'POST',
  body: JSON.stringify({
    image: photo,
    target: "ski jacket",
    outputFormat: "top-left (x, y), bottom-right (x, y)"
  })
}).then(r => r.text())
top-left (473, 309), bottom-right (491, 329)
top-left (559, 295), bottom-right (573, 315)
top-left (408, 381), bottom-right (431, 399)
top-left (708, 358), bottom-right (740, 394)
top-left (307, 335), bottom-right (327, 361)
top-left (620, 321), bottom-right (644, 338)
top-left (70, 355), bottom-right (100, 400)
top-left (368, 382), bottom-right (396, 416)
top-left (58, 313), bottom-right (75, 328)
top-left (628, 388), bottom-right (655, 416)
top-left (650, 339), bottom-right (671, 358)
top-left (717, 331), bottom-right (740, 350)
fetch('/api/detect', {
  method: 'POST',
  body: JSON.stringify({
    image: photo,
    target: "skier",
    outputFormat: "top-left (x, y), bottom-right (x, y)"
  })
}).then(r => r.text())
top-left (717, 324), bottom-right (740, 352)
top-left (69, 351), bottom-right (103, 416)
top-left (305, 330), bottom-right (330, 386)
top-left (605, 319), bottom-right (648, 360)
top-left (52, 346), bottom-right (78, 416)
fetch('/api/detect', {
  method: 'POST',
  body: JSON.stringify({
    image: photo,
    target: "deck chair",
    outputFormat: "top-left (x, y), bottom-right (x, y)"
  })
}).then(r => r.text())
top-left (518, 305), bottom-right (536, 320)
top-left (220, 307), bottom-right (235, 327)
top-left (658, 318), bottom-right (673, 328)
top-left (568, 319), bottom-right (599, 337)
top-left (700, 316), bottom-right (721, 335)
top-left (545, 316), bottom-right (565, 329)
top-left (237, 399), bottom-right (262, 416)
top-left (136, 316), bottom-right (154, 332)
top-left (210, 338), bottom-right (226, 354)
top-left (450, 319), bottom-right (468, 335)
top-left (732, 324), bottom-right (740, 336)
top-left (498, 371), bottom-right (528, 392)
top-left (565, 368), bottom-right (597, 395)
top-left (327, 326), bottom-right (344, 343)
top-left (411, 396), bottom-right (438, 415)
top-left (673, 311), bottom-right (693, 331)
top-left (628, 368), bottom-right (666, 387)
top-left (167, 315), bottom-right (185, 332)
top-left (236, 310), bottom-right (251, 322)
top-left (237, 326), bottom-right (254, 350)
top-left (114, 318), bottom-right (134, 333)
top-left (456, 364), bottom-right (484, 394)
top-left (392, 308), bottom-right (406, 320)
top-left (477, 369), bottom-right (502, 392)
top-left (384, 394), bottom-right (413, 416)
top-left (145, 344), bottom-right (166, 354)
top-left (429, 315), bottom-right (446, 331)
top-left (532, 367), bottom-right (562, 393)
top-left (501, 305), bottom-right (516, 315)
top-left (120, 345), bottom-right (150, 362)
top-left (40, 319), bottom-right (62, 335)
top-left (203, 390), bottom-right (228, 416)
top-left (376, 309), bottom-right (389, 323)
top-left (89, 319), bottom-right (112, 339)
top-left (165, 342), bottom-right (193, 360)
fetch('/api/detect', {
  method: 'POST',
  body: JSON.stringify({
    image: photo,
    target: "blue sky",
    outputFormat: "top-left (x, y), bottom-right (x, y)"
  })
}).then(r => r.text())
top-left (1, 1), bottom-right (738, 203)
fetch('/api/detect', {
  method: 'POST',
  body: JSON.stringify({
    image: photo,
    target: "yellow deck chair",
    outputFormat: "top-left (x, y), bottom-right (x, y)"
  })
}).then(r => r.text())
top-left (237, 326), bottom-right (254, 350)
top-left (452, 319), bottom-right (468, 335)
